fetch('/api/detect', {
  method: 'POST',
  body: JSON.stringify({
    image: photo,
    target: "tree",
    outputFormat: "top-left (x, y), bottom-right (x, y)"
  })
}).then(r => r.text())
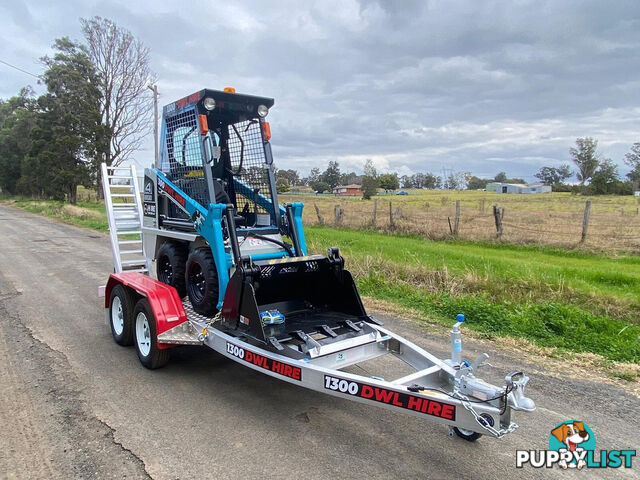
top-left (0, 89), bottom-right (37, 194)
top-left (534, 165), bottom-right (573, 186)
top-left (24, 38), bottom-right (103, 203)
top-left (424, 173), bottom-right (442, 189)
top-left (378, 173), bottom-right (399, 191)
top-left (339, 171), bottom-right (359, 186)
top-left (466, 176), bottom-right (490, 190)
top-left (445, 171), bottom-right (467, 190)
top-left (400, 175), bottom-right (413, 188)
top-left (81, 17), bottom-right (156, 170)
top-left (311, 181), bottom-right (330, 193)
top-left (624, 142), bottom-right (640, 184)
top-left (321, 160), bottom-right (341, 188)
top-left (276, 168), bottom-right (300, 186)
top-left (306, 167), bottom-right (321, 186)
top-left (588, 159), bottom-right (620, 195)
top-left (276, 177), bottom-right (290, 194)
top-left (570, 137), bottom-right (600, 186)
top-left (361, 175), bottom-right (378, 199)
top-left (360, 159), bottom-right (379, 199)
top-left (494, 172), bottom-right (507, 182)
top-left (363, 159), bottom-right (378, 179)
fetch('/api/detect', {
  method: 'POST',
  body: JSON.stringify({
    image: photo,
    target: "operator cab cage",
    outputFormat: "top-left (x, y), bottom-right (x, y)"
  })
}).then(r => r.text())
top-left (158, 88), bottom-right (280, 231)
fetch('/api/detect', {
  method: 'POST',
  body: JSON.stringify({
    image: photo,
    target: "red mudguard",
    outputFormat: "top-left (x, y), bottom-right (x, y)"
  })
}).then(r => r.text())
top-left (104, 272), bottom-right (187, 349)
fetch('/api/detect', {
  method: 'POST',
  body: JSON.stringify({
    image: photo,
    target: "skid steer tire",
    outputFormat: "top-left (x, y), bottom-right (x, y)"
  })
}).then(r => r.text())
top-left (185, 248), bottom-right (219, 316)
top-left (157, 241), bottom-right (187, 298)
top-left (109, 285), bottom-right (134, 346)
top-left (133, 298), bottom-right (170, 369)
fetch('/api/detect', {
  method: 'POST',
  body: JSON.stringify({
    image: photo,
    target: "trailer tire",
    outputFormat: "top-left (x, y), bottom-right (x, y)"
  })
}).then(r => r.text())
top-left (133, 298), bottom-right (170, 369)
top-left (453, 427), bottom-right (482, 442)
top-left (157, 241), bottom-right (187, 298)
top-left (109, 285), bottom-right (134, 346)
top-left (185, 248), bottom-right (219, 316)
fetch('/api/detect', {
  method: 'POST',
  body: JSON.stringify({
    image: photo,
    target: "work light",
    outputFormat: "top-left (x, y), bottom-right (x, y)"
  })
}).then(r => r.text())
top-left (203, 97), bottom-right (216, 111)
top-left (257, 104), bottom-right (269, 118)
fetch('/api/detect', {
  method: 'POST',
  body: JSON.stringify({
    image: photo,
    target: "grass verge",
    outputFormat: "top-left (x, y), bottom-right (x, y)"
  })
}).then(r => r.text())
top-left (1, 197), bottom-right (108, 232)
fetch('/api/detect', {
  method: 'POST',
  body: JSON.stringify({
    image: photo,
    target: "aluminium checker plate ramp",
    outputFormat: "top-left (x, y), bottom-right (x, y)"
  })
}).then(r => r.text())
top-left (157, 301), bottom-right (213, 345)
top-left (157, 320), bottom-right (202, 345)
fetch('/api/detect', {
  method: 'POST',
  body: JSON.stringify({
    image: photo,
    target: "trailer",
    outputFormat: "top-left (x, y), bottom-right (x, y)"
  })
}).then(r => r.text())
top-left (99, 87), bottom-right (535, 442)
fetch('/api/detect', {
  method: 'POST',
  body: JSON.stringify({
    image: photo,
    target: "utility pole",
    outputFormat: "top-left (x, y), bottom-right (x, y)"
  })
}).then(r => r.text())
top-left (148, 84), bottom-right (159, 168)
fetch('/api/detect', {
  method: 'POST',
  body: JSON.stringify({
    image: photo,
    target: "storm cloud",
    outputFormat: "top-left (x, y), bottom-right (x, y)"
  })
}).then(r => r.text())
top-left (1, 0), bottom-right (638, 180)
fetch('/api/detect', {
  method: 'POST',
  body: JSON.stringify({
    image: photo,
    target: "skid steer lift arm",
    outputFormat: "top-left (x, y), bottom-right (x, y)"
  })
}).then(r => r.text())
top-left (154, 170), bottom-right (235, 306)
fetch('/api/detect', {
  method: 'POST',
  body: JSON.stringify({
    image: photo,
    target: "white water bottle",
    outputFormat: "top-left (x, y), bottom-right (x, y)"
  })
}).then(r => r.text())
top-left (451, 313), bottom-right (465, 365)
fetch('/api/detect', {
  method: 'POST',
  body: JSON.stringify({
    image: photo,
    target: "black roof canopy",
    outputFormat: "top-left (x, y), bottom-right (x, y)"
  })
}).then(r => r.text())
top-left (164, 88), bottom-right (275, 125)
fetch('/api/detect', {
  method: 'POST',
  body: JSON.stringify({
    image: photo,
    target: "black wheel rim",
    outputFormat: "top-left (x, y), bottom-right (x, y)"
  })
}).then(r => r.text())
top-left (188, 263), bottom-right (206, 303)
top-left (158, 255), bottom-right (172, 284)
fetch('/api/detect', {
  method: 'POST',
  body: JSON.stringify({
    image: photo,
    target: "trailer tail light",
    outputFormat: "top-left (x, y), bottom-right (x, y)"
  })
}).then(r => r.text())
top-left (198, 115), bottom-right (209, 135)
top-left (224, 87), bottom-right (236, 93)
top-left (261, 122), bottom-right (271, 141)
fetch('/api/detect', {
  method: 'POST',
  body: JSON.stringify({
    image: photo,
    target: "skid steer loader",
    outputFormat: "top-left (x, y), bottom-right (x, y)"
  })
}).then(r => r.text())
top-left (142, 87), bottom-right (368, 345)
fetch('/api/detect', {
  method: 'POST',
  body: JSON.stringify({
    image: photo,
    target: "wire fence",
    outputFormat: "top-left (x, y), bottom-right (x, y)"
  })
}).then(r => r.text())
top-left (297, 197), bottom-right (640, 253)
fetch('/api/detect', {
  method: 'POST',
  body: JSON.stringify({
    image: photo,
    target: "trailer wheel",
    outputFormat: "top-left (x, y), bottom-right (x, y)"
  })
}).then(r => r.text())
top-left (157, 241), bottom-right (187, 298)
top-left (453, 427), bottom-right (482, 442)
top-left (133, 298), bottom-right (170, 369)
top-left (185, 248), bottom-right (219, 316)
top-left (109, 285), bottom-right (134, 346)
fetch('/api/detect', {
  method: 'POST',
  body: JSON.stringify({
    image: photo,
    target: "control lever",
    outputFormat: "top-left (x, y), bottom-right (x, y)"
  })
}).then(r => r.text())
top-left (469, 353), bottom-right (490, 372)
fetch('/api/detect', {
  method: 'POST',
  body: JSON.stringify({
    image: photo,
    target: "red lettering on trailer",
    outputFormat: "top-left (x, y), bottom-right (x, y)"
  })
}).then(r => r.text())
top-left (440, 404), bottom-right (455, 421)
top-left (373, 388), bottom-right (394, 403)
top-left (245, 351), bottom-right (268, 368)
top-left (407, 395), bottom-right (422, 411)
top-left (323, 375), bottom-right (456, 421)
top-left (225, 342), bottom-right (301, 381)
top-left (426, 401), bottom-right (442, 417)
top-left (361, 385), bottom-right (374, 399)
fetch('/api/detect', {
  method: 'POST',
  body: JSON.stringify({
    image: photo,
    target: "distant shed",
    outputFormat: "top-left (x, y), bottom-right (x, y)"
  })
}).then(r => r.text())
top-left (489, 182), bottom-right (552, 194)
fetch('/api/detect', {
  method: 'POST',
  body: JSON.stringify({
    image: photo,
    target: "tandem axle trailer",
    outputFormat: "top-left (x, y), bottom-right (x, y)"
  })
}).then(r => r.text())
top-left (102, 269), bottom-right (534, 442)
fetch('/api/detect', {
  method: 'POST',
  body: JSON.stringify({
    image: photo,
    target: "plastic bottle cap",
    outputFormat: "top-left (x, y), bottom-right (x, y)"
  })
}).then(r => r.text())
top-left (456, 314), bottom-right (465, 322)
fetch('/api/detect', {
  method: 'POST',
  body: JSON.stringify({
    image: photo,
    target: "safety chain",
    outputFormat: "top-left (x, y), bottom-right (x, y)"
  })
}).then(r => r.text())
top-left (456, 393), bottom-right (519, 438)
top-left (197, 311), bottom-right (222, 342)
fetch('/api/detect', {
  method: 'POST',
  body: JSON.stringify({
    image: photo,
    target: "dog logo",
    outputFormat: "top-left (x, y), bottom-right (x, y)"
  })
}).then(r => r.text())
top-left (549, 421), bottom-right (595, 469)
top-left (517, 420), bottom-right (635, 469)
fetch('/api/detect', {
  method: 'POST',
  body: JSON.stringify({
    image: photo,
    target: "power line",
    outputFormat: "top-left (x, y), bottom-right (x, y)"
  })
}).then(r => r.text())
top-left (0, 59), bottom-right (42, 79)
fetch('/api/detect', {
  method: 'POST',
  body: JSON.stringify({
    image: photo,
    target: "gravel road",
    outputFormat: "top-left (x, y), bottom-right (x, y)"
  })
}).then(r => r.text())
top-left (0, 204), bottom-right (638, 479)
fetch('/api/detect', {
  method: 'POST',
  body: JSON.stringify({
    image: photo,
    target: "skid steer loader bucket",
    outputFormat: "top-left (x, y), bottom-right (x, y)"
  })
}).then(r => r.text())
top-left (221, 248), bottom-right (373, 349)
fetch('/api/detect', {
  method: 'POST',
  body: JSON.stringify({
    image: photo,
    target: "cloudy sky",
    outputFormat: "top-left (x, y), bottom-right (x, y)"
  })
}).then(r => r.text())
top-left (1, 0), bottom-right (639, 181)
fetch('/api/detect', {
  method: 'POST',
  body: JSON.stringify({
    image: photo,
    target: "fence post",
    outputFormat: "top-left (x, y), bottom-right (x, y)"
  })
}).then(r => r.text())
top-left (454, 200), bottom-right (460, 236)
top-left (581, 200), bottom-right (591, 243)
top-left (372, 199), bottom-right (377, 227)
top-left (313, 203), bottom-right (324, 224)
top-left (334, 204), bottom-right (344, 225)
top-left (389, 201), bottom-right (394, 229)
top-left (493, 204), bottom-right (503, 238)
